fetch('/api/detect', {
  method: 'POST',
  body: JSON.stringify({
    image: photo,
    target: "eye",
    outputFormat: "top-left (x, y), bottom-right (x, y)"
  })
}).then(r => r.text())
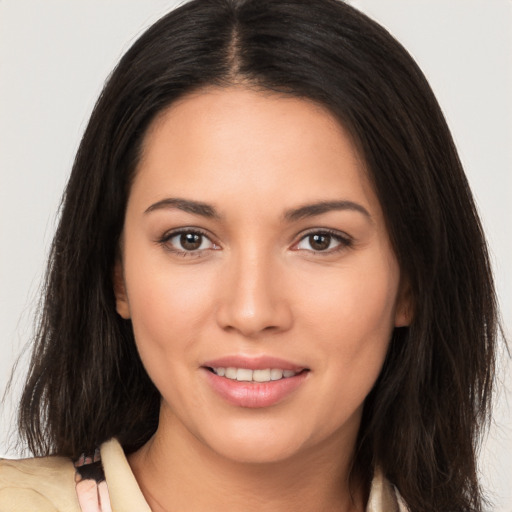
top-left (294, 230), bottom-right (352, 253)
top-left (160, 229), bottom-right (218, 255)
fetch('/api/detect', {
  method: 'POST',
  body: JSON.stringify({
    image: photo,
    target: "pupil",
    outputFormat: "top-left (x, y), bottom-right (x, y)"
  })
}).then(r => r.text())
top-left (181, 233), bottom-right (201, 250)
top-left (310, 234), bottom-right (330, 251)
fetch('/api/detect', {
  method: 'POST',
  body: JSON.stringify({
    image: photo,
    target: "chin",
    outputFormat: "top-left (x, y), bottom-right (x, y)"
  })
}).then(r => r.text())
top-left (213, 436), bottom-right (307, 466)
top-left (196, 415), bottom-right (320, 466)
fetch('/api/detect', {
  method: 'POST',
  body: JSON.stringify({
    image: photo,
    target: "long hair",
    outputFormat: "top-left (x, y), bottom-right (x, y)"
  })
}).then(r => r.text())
top-left (18, 1), bottom-right (499, 510)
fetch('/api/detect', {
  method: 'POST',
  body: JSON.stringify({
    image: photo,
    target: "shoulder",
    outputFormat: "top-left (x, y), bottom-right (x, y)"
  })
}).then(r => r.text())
top-left (0, 454), bottom-right (80, 512)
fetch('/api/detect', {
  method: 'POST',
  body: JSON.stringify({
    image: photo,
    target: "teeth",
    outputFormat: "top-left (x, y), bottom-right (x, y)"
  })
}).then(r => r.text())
top-left (236, 368), bottom-right (253, 381)
top-left (253, 369), bottom-right (271, 382)
top-left (270, 369), bottom-right (283, 380)
top-left (212, 367), bottom-right (299, 382)
top-left (225, 367), bottom-right (237, 379)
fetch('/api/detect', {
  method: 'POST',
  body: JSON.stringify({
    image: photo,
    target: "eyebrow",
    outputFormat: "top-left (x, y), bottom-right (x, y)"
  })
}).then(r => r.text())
top-left (283, 200), bottom-right (372, 222)
top-left (144, 197), bottom-right (371, 222)
top-left (144, 198), bottom-right (220, 218)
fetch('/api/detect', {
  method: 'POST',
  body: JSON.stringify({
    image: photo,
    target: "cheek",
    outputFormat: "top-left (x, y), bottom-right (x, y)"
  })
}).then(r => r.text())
top-left (299, 262), bottom-right (399, 342)
top-left (123, 261), bottom-right (219, 413)
top-left (296, 256), bottom-right (399, 388)
top-left (123, 251), bottom-right (217, 363)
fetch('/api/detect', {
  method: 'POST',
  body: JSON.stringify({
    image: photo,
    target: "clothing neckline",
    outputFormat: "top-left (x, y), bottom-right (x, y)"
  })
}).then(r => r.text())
top-left (99, 438), bottom-right (152, 511)
top-left (93, 438), bottom-right (406, 512)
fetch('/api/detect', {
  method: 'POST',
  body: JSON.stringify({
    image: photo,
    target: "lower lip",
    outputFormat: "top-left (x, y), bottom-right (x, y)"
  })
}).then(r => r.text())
top-left (203, 369), bottom-right (308, 408)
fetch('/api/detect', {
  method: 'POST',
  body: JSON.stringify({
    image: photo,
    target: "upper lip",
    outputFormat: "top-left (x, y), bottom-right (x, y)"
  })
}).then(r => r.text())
top-left (202, 355), bottom-right (307, 372)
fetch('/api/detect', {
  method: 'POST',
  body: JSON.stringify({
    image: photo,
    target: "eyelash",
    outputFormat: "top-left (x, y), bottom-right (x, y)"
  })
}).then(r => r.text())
top-left (158, 228), bottom-right (218, 258)
top-left (157, 228), bottom-right (353, 257)
top-left (293, 229), bottom-right (353, 254)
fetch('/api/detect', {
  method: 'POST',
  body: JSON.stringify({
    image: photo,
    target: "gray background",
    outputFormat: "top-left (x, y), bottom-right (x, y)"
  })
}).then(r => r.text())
top-left (1, 1), bottom-right (510, 510)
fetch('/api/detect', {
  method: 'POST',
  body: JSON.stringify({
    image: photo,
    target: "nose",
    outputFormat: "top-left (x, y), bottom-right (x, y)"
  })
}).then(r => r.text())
top-left (215, 249), bottom-right (293, 338)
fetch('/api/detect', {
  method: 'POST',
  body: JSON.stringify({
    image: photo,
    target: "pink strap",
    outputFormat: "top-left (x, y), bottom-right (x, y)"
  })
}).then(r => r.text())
top-left (74, 449), bottom-right (113, 512)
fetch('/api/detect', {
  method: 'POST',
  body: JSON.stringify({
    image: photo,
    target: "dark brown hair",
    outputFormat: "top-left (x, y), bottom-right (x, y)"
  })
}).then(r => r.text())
top-left (17, 1), bottom-right (500, 510)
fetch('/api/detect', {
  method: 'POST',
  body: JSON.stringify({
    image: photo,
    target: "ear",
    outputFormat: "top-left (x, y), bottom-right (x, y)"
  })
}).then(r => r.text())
top-left (113, 260), bottom-right (131, 319)
top-left (394, 279), bottom-right (413, 327)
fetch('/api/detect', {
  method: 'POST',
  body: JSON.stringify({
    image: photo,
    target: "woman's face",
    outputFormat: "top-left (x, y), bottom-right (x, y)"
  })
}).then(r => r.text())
top-left (115, 87), bottom-right (410, 464)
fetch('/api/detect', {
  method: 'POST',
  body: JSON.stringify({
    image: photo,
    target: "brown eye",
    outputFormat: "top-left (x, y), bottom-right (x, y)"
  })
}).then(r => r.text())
top-left (308, 234), bottom-right (331, 251)
top-left (180, 232), bottom-right (202, 250)
top-left (163, 230), bottom-right (216, 254)
top-left (295, 230), bottom-right (351, 253)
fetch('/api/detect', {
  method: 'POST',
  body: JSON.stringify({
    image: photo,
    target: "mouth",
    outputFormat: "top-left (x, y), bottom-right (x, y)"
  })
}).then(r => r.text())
top-left (206, 367), bottom-right (308, 383)
top-left (202, 358), bottom-right (310, 408)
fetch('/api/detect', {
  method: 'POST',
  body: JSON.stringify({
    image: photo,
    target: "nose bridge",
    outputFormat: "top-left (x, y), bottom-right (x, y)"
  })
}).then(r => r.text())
top-left (216, 242), bottom-right (291, 336)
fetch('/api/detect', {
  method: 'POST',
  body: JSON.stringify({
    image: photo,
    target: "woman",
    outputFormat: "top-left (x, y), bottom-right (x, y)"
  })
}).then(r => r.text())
top-left (0, 0), bottom-right (501, 511)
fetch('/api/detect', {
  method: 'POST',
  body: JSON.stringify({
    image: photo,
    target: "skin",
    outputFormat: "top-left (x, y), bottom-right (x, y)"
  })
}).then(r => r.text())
top-left (115, 86), bottom-right (411, 511)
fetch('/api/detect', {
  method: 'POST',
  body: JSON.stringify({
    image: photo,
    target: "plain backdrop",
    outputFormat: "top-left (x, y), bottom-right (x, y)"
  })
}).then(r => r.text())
top-left (1, 1), bottom-right (511, 510)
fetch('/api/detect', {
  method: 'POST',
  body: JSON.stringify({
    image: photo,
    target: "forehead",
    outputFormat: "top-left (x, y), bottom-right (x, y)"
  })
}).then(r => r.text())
top-left (132, 86), bottom-right (379, 218)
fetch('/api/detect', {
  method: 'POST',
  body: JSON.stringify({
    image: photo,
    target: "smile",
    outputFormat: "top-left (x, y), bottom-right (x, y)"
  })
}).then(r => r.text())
top-left (203, 361), bottom-right (309, 408)
top-left (210, 367), bottom-right (299, 382)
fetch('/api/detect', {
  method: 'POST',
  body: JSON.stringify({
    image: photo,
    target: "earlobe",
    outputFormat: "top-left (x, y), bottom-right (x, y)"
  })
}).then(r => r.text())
top-left (394, 280), bottom-right (413, 327)
top-left (113, 260), bottom-right (131, 319)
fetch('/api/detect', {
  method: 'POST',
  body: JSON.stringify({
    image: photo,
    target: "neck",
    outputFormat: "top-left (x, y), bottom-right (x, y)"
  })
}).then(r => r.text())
top-left (128, 410), bottom-right (366, 512)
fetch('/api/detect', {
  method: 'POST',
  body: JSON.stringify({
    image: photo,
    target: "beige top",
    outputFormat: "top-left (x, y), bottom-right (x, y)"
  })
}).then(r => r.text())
top-left (0, 439), bottom-right (408, 511)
